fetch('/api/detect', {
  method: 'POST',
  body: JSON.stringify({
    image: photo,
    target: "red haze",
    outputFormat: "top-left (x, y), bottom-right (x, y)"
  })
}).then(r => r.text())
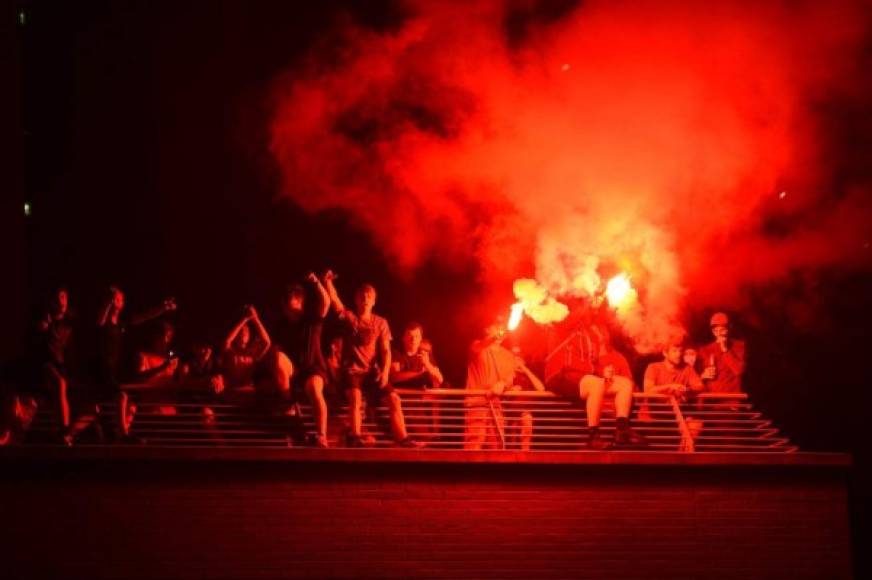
top-left (269, 0), bottom-right (871, 351)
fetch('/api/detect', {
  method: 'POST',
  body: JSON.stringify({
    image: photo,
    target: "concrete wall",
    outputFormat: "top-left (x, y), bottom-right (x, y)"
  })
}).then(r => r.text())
top-left (0, 453), bottom-right (852, 579)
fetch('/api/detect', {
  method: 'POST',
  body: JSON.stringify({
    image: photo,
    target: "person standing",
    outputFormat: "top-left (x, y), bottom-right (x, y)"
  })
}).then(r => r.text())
top-left (698, 312), bottom-right (746, 394)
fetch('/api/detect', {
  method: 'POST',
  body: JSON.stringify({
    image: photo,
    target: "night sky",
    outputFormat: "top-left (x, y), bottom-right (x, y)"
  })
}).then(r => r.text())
top-left (3, 0), bottom-right (872, 571)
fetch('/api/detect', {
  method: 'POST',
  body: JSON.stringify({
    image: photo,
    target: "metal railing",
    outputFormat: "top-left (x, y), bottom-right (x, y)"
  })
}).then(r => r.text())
top-left (7, 387), bottom-right (797, 453)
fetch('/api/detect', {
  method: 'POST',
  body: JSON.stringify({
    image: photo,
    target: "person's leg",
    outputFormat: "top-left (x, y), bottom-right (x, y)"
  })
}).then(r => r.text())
top-left (485, 401), bottom-right (505, 450)
top-left (47, 367), bottom-right (71, 431)
top-left (385, 391), bottom-right (407, 441)
top-left (465, 407), bottom-right (487, 450)
top-left (579, 375), bottom-right (606, 428)
top-left (271, 350), bottom-right (294, 396)
top-left (305, 374), bottom-right (329, 445)
top-left (348, 387), bottom-right (363, 437)
top-left (608, 376), bottom-right (633, 420)
top-left (117, 391), bottom-right (130, 437)
top-left (607, 377), bottom-right (646, 445)
top-left (518, 410), bottom-right (533, 451)
top-left (67, 403), bottom-right (101, 443)
top-left (579, 375), bottom-right (610, 449)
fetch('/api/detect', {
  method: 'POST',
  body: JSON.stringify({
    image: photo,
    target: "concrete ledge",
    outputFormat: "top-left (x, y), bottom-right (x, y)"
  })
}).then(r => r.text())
top-left (0, 445), bottom-right (851, 467)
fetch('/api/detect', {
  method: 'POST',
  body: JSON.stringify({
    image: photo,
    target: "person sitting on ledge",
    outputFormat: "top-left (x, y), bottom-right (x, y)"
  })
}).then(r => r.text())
top-left (580, 333), bottom-right (646, 450)
top-left (322, 271), bottom-right (421, 448)
top-left (391, 323), bottom-right (444, 440)
top-left (219, 305), bottom-right (273, 401)
top-left (270, 275), bottom-right (331, 448)
top-left (390, 322), bottom-right (444, 390)
top-left (643, 336), bottom-right (704, 401)
top-left (124, 320), bottom-right (183, 440)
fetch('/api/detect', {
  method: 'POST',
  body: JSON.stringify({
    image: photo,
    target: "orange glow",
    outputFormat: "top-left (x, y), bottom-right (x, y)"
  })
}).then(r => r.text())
top-left (605, 273), bottom-right (634, 308)
top-left (508, 302), bottom-right (524, 331)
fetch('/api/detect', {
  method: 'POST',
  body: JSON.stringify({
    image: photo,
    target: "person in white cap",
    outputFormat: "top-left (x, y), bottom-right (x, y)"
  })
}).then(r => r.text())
top-left (698, 312), bottom-right (746, 393)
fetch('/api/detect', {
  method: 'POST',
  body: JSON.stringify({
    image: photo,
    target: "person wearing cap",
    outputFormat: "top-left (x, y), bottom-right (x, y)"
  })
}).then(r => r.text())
top-left (698, 312), bottom-right (746, 393)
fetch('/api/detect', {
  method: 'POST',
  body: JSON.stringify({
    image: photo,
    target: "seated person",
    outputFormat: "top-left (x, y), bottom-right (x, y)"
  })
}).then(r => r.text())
top-left (390, 322), bottom-right (443, 389)
top-left (465, 319), bottom-right (545, 451)
top-left (544, 320), bottom-right (607, 399)
top-left (322, 271), bottom-right (421, 448)
top-left (270, 274), bottom-right (331, 447)
top-left (134, 321), bottom-right (180, 384)
top-left (122, 320), bottom-right (183, 439)
top-left (643, 337), bottom-right (704, 400)
top-left (576, 337), bottom-right (646, 449)
top-left (218, 306), bottom-right (272, 400)
top-left (390, 323), bottom-right (444, 439)
top-left (177, 341), bottom-right (224, 426)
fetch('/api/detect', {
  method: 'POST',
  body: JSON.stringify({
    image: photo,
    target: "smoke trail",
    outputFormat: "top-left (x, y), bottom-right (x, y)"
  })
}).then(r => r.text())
top-left (269, 0), bottom-right (871, 351)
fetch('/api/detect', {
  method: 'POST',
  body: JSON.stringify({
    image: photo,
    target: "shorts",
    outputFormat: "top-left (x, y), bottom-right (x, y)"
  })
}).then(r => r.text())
top-left (342, 370), bottom-right (395, 401)
top-left (291, 366), bottom-right (330, 395)
top-left (546, 372), bottom-right (582, 401)
top-left (392, 373), bottom-right (434, 390)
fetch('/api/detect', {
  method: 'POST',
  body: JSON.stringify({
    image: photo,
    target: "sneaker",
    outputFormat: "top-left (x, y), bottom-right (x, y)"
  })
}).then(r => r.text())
top-left (345, 434), bottom-right (366, 448)
top-left (586, 431), bottom-right (612, 450)
top-left (119, 433), bottom-right (146, 445)
top-left (311, 433), bottom-right (329, 449)
top-left (396, 437), bottom-right (424, 449)
top-left (614, 426), bottom-right (647, 446)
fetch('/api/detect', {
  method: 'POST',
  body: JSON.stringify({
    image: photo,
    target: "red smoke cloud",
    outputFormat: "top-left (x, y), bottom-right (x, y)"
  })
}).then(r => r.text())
top-left (269, 0), bottom-right (871, 351)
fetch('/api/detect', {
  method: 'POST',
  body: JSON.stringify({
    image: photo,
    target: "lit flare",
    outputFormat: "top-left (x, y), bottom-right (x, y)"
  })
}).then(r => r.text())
top-left (508, 302), bottom-right (524, 331)
top-left (605, 273), bottom-right (634, 308)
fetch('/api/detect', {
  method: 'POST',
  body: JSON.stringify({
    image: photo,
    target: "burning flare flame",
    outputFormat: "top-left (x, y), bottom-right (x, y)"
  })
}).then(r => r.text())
top-left (605, 273), bottom-right (635, 308)
top-left (508, 302), bottom-right (524, 331)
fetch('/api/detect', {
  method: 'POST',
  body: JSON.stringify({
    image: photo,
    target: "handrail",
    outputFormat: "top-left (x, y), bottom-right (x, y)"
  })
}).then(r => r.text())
top-left (393, 388), bottom-right (749, 401)
top-left (12, 384), bottom-right (790, 453)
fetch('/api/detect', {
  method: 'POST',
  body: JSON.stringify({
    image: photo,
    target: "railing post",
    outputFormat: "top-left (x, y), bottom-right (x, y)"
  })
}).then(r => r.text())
top-left (670, 396), bottom-right (695, 453)
top-left (487, 396), bottom-right (506, 450)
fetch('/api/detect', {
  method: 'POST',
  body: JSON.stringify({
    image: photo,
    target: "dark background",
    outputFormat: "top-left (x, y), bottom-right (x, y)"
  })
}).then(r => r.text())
top-left (2, 0), bottom-right (871, 575)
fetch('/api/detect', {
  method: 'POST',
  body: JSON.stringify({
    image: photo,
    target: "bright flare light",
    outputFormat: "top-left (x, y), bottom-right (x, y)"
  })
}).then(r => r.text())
top-left (605, 273), bottom-right (633, 307)
top-left (507, 302), bottom-right (524, 331)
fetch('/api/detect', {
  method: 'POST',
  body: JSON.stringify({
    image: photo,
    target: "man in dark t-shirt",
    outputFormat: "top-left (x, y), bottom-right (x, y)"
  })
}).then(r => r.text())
top-left (29, 287), bottom-right (75, 443)
top-left (390, 322), bottom-right (444, 390)
top-left (391, 323), bottom-right (444, 439)
top-left (323, 271), bottom-right (421, 448)
top-left (270, 274), bottom-right (331, 447)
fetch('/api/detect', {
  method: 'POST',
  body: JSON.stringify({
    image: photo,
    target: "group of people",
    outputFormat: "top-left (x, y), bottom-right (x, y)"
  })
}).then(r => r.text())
top-left (0, 271), bottom-right (746, 451)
